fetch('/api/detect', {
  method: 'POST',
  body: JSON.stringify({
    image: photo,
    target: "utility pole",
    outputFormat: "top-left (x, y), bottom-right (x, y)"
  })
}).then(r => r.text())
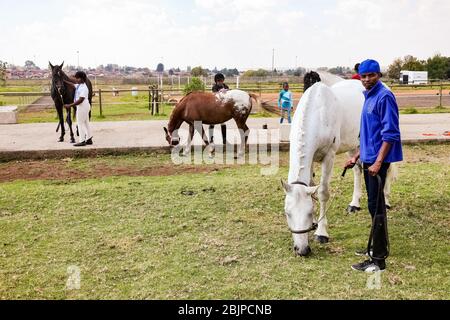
top-left (77, 51), bottom-right (80, 69)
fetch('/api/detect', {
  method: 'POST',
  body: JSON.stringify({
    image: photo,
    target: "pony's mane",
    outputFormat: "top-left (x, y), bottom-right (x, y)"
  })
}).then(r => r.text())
top-left (177, 91), bottom-right (196, 105)
top-left (168, 91), bottom-right (198, 132)
top-left (303, 71), bottom-right (321, 92)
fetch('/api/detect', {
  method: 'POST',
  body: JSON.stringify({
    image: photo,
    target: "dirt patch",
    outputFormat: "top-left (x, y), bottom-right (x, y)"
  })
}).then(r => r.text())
top-left (0, 161), bottom-right (227, 183)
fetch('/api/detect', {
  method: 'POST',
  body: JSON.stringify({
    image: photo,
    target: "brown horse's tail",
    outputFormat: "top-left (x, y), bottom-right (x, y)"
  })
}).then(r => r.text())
top-left (249, 93), bottom-right (261, 114)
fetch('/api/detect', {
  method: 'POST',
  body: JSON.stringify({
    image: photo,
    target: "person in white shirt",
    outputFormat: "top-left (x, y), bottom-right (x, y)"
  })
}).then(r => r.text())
top-left (64, 71), bottom-right (93, 147)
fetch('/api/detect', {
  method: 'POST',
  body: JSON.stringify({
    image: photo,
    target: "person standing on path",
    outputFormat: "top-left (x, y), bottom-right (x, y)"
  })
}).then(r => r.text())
top-left (64, 71), bottom-right (93, 147)
top-left (278, 82), bottom-right (293, 124)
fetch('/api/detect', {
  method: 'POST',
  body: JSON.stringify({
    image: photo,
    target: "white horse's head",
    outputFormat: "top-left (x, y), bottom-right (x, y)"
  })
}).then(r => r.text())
top-left (282, 180), bottom-right (319, 256)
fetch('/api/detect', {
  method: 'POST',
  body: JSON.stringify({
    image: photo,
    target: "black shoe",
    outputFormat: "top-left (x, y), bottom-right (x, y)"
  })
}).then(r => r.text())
top-left (351, 259), bottom-right (386, 273)
top-left (74, 141), bottom-right (87, 147)
top-left (355, 248), bottom-right (373, 257)
top-left (86, 138), bottom-right (93, 145)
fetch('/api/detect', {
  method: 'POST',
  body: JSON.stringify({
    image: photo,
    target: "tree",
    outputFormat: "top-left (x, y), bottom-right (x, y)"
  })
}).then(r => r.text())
top-left (184, 77), bottom-right (205, 95)
top-left (168, 69), bottom-right (175, 76)
top-left (191, 66), bottom-right (208, 77)
top-left (447, 57), bottom-right (450, 79)
top-left (387, 55), bottom-right (425, 80)
top-left (402, 55), bottom-right (426, 71)
top-left (0, 60), bottom-right (7, 86)
top-left (387, 58), bottom-right (403, 80)
top-left (426, 54), bottom-right (449, 80)
top-left (219, 68), bottom-right (240, 77)
top-left (294, 67), bottom-right (306, 77)
top-left (156, 63), bottom-right (164, 73)
top-left (328, 66), bottom-right (351, 75)
top-left (25, 60), bottom-right (37, 69)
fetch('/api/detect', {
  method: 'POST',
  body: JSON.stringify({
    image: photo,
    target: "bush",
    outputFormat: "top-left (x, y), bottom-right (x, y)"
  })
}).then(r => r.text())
top-left (243, 69), bottom-right (269, 77)
top-left (184, 77), bottom-right (205, 95)
top-left (191, 66), bottom-right (208, 77)
top-left (403, 107), bottom-right (418, 114)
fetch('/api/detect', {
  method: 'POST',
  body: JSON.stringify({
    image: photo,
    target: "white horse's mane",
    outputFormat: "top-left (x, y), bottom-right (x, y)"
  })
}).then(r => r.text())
top-left (316, 71), bottom-right (345, 87)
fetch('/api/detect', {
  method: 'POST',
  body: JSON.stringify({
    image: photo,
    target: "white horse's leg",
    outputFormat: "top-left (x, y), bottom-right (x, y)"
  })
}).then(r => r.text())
top-left (314, 153), bottom-right (336, 244)
top-left (346, 150), bottom-right (362, 213)
top-left (236, 123), bottom-right (249, 159)
top-left (348, 161), bottom-right (363, 213)
top-left (384, 163), bottom-right (398, 209)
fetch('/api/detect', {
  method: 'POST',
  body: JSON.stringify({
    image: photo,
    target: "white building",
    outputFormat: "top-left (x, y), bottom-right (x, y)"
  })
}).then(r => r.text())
top-left (400, 70), bottom-right (428, 84)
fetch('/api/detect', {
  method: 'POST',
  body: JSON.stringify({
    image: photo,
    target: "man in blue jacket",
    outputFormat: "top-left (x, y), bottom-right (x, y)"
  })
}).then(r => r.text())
top-left (345, 59), bottom-right (403, 273)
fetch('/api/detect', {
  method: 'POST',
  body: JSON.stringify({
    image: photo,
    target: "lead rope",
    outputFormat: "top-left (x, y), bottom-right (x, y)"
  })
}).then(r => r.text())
top-left (367, 174), bottom-right (390, 261)
top-left (342, 168), bottom-right (390, 261)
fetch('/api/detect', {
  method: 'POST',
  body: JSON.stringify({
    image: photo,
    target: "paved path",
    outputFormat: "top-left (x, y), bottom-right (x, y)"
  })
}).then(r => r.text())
top-left (0, 114), bottom-right (449, 160)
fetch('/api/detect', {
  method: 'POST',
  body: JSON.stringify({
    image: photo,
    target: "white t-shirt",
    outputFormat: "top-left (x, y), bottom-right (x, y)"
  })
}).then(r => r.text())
top-left (74, 83), bottom-right (91, 108)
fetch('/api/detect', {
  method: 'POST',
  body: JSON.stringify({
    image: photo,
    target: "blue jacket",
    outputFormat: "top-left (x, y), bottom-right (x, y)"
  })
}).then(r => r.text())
top-left (360, 81), bottom-right (403, 163)
top-left (278, 90), bottom-right (293, 109)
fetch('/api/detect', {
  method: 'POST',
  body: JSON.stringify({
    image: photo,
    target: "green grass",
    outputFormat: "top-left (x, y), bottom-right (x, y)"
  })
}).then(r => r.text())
top-left (0, 145), bottom-right (449, 299)
top-left (400, 106), bottom-right (450, 114)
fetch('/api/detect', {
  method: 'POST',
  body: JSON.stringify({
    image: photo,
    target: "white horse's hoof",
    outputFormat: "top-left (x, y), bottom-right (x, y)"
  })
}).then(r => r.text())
top-left (315, 235), bottom-right (329, 244)
top-left (347, 206), bottom-right (361, 214)
top-left (386, 205), bottom-right (392, 210)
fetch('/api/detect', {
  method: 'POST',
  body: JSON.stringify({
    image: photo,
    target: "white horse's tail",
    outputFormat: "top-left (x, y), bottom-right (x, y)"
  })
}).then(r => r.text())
top-left (316, 72), bottom-right (345, 87)
top-left (387, 163), bottom-right (399, 182)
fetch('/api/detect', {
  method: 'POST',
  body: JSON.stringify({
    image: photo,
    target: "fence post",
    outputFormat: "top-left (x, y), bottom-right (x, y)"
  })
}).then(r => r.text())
top-left (148, 86), bottom-right (152, 111)
top-left (439, 81), bottom-right (443, 108)
top-left (98, 89), bottom-right (103, 117)
top-left (151, 86), bottom-right (155, 116)
top-left (157, 88), bottom-right (161, 115)
top-left (152, 86), bottom-right (157, 116)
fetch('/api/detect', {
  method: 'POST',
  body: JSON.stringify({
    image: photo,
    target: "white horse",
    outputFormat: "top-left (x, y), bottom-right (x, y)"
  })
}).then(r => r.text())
top-left (282, 74), bottom-right (396, 256)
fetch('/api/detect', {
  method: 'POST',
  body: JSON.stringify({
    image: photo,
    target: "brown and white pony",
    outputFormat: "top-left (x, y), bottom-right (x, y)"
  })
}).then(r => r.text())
top-left (164, 90), bottom-right (259, 157)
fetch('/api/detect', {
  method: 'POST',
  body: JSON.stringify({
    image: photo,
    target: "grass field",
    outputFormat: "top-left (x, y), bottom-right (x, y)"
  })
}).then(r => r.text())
top-left (0, 144), bottom-right (449, 300)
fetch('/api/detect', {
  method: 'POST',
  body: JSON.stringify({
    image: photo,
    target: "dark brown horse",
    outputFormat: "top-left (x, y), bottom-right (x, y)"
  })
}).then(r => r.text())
top-left (49, 62), bottom-right (93, 143)
top-left (164, 90), bottom-right (259, 157)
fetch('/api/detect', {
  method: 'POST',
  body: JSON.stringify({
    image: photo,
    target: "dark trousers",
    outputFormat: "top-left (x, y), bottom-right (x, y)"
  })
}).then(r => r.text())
top-left (363, 162), bottom-right (390, 262)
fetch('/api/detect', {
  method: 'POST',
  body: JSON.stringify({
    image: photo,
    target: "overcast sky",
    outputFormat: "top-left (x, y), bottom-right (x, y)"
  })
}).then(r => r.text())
top-left (1, 0), bottom-right (449, 70)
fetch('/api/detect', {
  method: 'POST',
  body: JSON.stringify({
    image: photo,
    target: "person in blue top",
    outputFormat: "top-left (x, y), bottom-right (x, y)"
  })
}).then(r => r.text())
top-left (345, 59), bottom-right (403, 273)
top-left (278, 82), bottom-right (293, 124)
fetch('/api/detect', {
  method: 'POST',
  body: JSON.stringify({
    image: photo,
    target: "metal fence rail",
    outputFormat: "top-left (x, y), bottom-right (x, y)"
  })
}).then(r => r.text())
top-left (1, 82), bottom-right (449, 117)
